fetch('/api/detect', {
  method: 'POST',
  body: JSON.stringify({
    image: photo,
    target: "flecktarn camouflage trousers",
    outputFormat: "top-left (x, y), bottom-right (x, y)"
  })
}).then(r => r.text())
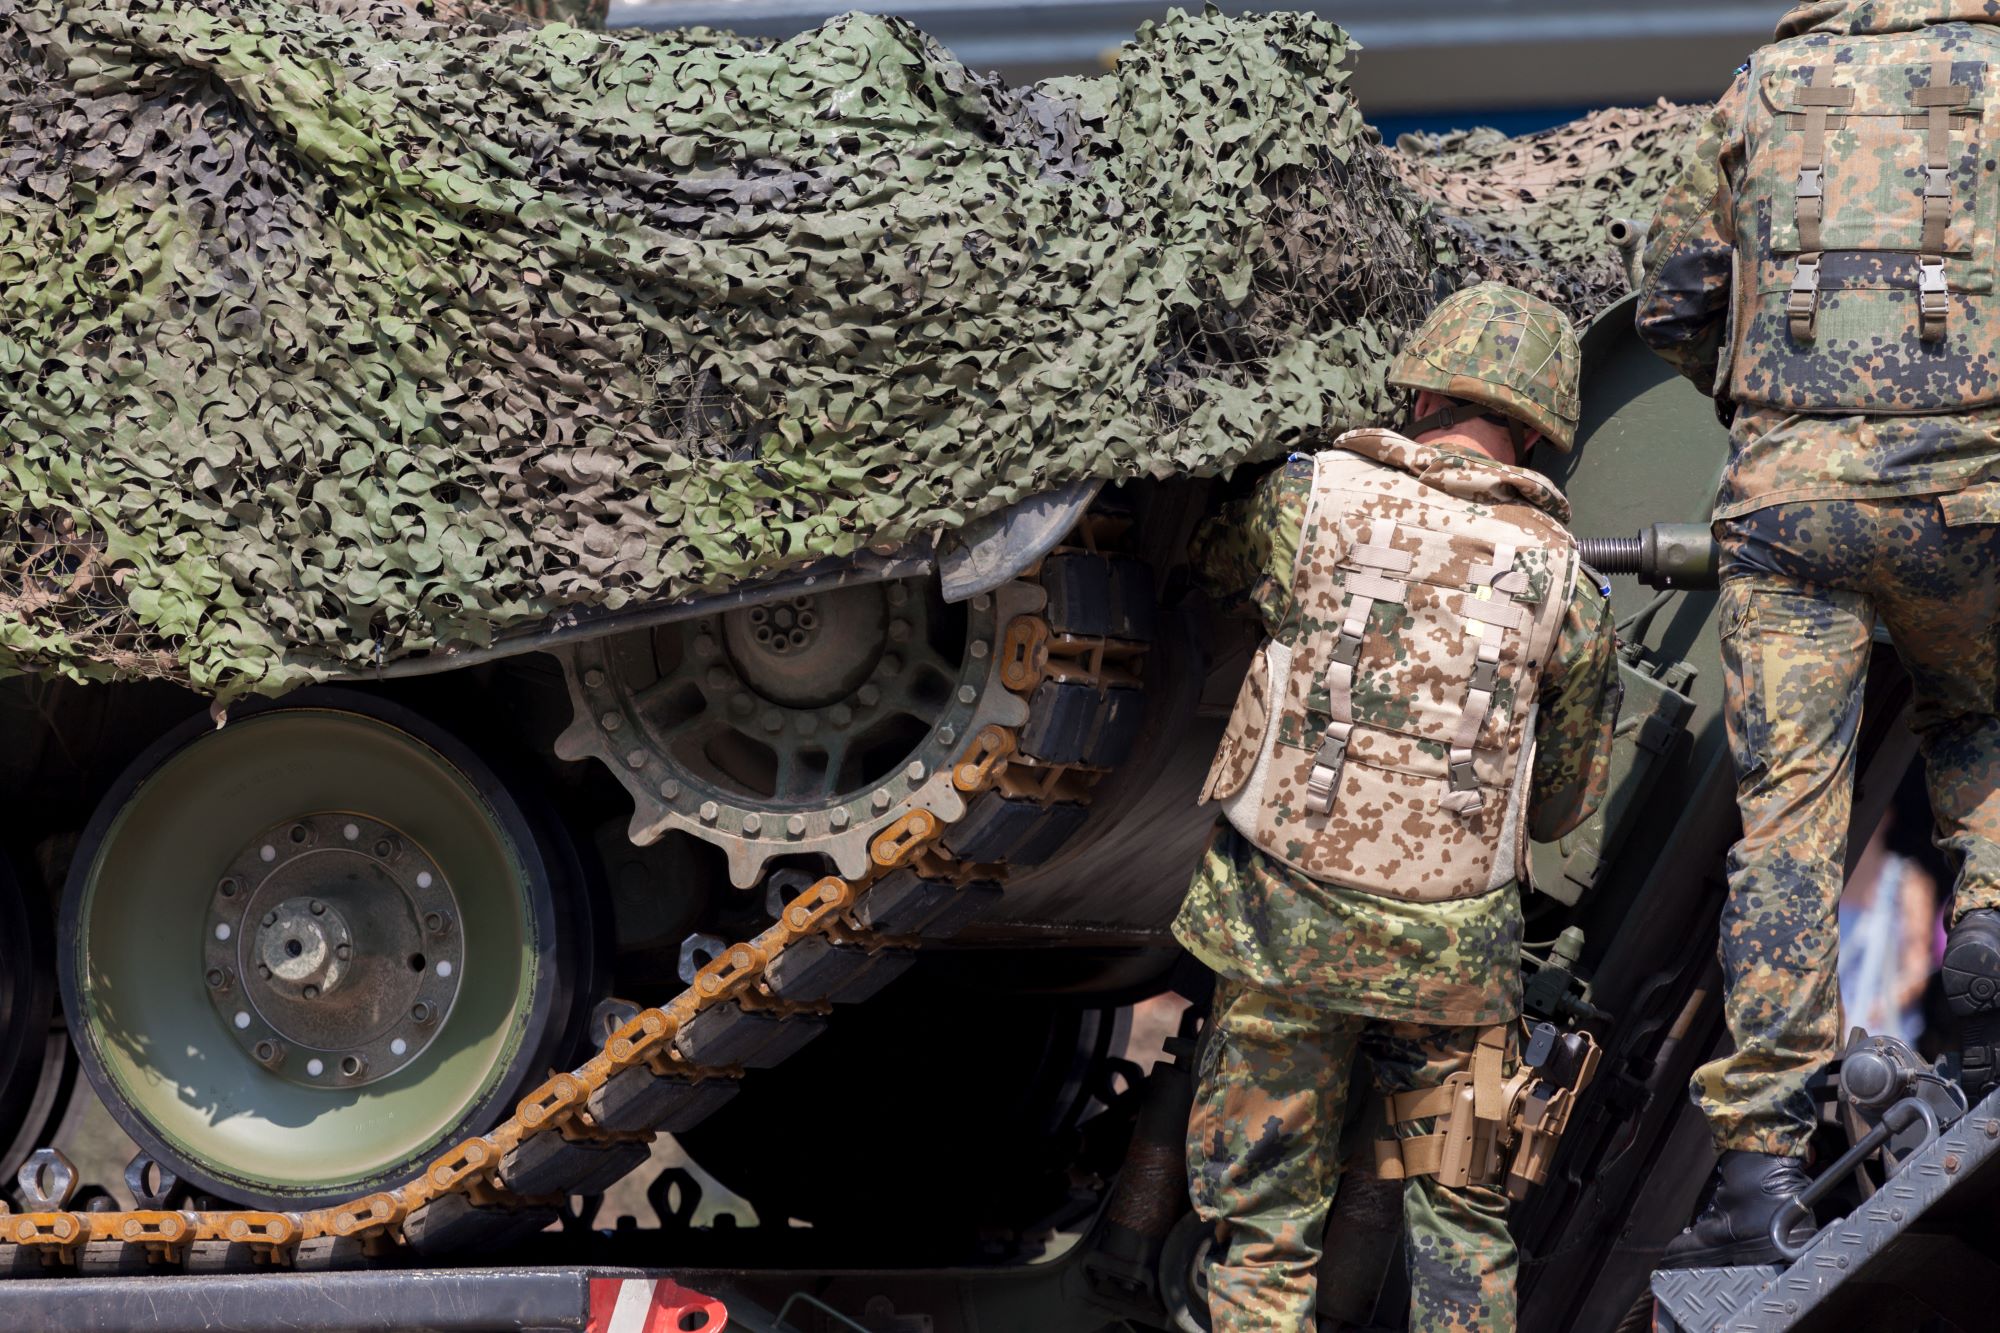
top-left (1187, 979), bottom-right (1515, 1333)
top-left (1700, 496), bottom-right (2000, 1155)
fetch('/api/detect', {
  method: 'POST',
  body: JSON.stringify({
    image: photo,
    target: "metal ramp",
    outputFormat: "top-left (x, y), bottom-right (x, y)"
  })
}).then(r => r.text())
top-left (1652, 1087), bottom-right (2000, 1332)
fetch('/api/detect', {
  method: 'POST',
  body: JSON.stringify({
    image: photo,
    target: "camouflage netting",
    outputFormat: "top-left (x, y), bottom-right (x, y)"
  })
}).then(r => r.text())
top-left (0, 0), bottom-right (1695, 699)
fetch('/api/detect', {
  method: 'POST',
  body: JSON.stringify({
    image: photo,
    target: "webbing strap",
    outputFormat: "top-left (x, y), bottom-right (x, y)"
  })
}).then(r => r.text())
top-left (1795, 67), bottom-right (1843, 254)
top-left (1311, 518), bottom-right (1398, 816)
top-left (1387, 1083), bottom-right (1458, 1124)
top-left (1374, 1133), bottom-right (1446, 1182)
top-left (1439, 541), bottom-right (1514, 815)
top-left (1471, 1024), bottom-right (1508, 1123)
top-left (1409, 401), bottom-right (1527, 452)
top-left (1913, 60), bottom-right (1966, 341)
top-left (1790, 68), bottom-right (1850, 341)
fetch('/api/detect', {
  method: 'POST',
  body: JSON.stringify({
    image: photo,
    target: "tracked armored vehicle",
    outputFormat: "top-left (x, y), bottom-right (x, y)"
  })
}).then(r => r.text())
top-left (8, 4), bottom-right (1981, 1332)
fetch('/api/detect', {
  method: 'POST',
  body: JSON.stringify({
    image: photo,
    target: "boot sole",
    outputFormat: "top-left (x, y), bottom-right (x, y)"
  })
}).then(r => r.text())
top-left (1943, 928), bottom-right (2000, 1097)
top-left (1655, 1235), bottom-right (1795, 1271)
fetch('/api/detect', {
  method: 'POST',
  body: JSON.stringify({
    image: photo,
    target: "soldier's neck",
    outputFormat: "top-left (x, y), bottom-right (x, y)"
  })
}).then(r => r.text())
top-left (1410, 424), bottom-right (1521, 469)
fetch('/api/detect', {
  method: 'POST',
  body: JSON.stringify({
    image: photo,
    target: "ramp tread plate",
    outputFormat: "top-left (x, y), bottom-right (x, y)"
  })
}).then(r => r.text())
top-left (1651, 1092), bottom-right (2000, 1332)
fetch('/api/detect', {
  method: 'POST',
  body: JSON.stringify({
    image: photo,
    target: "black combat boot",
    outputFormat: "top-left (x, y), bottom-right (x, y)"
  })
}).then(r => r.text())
top-left (1945, 909), bottom-right (2000, 1100)
top-left (1655, 1150), bottom-right (1814, 1269)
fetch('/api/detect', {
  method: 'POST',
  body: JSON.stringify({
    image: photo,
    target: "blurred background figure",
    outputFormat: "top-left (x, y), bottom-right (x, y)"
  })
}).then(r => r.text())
top-left (1839, 811), bottom-right (1940, 1046)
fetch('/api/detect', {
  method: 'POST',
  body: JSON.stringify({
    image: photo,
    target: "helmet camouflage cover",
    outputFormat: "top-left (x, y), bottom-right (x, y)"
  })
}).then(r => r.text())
top-left (1387, 282), bottom-right (1583, 451)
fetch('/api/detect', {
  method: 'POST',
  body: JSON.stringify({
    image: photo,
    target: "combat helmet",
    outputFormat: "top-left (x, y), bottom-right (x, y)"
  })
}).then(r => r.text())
top-left (1388, 282), bottom-right (1583, 452)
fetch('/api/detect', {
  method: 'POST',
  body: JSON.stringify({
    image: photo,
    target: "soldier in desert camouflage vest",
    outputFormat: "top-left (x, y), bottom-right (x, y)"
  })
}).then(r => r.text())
top-left (1179, 283), bottom-right (1622, 1333)
top-left (1639, 0), bottom-right (2000, 1270)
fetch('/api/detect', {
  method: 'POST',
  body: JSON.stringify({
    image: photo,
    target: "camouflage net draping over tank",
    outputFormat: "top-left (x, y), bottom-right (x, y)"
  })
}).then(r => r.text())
top-left (0, 1), bottom-right (1689, 699)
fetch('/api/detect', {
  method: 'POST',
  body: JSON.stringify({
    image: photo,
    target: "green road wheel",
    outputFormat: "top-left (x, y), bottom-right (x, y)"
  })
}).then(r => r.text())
top-left (59, 693), bottom-right (572, 1208)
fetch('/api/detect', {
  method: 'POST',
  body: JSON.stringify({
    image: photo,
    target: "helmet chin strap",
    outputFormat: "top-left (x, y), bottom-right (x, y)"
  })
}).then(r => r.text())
top-left (1408, 399), bottom-right (1527, 452)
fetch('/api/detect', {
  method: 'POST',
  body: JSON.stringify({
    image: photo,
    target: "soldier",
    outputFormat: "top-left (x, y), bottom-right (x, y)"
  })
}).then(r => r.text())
top-left (1180, 283), bottom-right (1622, 1332)
top-left (1638, 0), bottom-right (2000, 1269)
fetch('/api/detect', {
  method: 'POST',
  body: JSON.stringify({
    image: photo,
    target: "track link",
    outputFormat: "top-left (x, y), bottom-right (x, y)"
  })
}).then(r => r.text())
top-left (0, 519), bottom-right (1153, 1277)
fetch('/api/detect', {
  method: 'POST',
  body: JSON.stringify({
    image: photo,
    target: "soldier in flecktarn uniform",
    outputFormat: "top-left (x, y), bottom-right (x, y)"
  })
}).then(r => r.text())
top-left (1178, 284), bottom-right (1622, 1333)
top-left (1639, 0), bottom-right (2000, 1271)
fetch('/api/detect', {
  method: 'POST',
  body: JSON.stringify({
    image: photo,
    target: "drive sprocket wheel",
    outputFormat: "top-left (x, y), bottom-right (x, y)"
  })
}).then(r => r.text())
top-left (555, 578), bottom-right (1037, 887)
top-left (59, 693), bottom-right (577, 1208)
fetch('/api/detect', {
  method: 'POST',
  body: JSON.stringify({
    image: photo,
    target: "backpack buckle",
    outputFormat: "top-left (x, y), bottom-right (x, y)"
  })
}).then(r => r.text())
top-left (1925, 166), bottom-right (1954, 200)
top-left (1787, 254), bottom-right (1822, 341)
top-left (1795, 165), bottom-right (1824, 199)
top-left (1304, 725), bottom-right (1351, 816)
top-left (1330, 626), bottom-right (1364, 668)
top-left (1919, 256), bottom-right (1949, 341)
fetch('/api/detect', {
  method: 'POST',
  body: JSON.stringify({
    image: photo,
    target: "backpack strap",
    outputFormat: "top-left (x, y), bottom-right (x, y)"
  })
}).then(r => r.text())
top-left (1787, 66), bottom-right (1854, 341)
top-left (1308, 516), bottom-right (1408, 816)
top-left (1439, 544), bottom-right (1518, 816)
top-left (1912, 60), bottom-right (1968, 342)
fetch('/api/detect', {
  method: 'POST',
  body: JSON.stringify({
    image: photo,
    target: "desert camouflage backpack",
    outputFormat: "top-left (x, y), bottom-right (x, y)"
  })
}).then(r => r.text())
top-left (1199, 430), bottom-right (1579, 903)
top-left (1729, 22), bottom-right (2000, 412)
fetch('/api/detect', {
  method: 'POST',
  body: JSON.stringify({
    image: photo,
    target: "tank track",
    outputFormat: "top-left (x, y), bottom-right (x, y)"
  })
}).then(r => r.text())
top-left (0, 520), bottom-right (1155, 1278)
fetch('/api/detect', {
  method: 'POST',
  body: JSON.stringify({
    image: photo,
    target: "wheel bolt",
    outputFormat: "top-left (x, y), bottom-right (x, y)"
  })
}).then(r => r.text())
top-left (761, 710), bottom-right (784, 734)
top-left (257, 963), bottom-right (273, 980)
top-left (335, 942), bottom-right (352, 960)
top-left (959, 685), bottom-right (978, 704)
top-left (787, 815), bottom-right (806, 837)
top-left (339, 1055), bottom-right (365, 1079)
top-left (857, 685), bottom-right (881, 708)
top-left (906, 761), bottom-right (927, 784)
top-left (700, 802), bottom-right (719, 824)
top-left (263, 911), bottom-right (277, 927)
top-left (309, 900), bottom-right (325, 915)
top-left (412, 1002), bottom-right (435, 1024)
top-left (660, 779), bottom-right (682, 801)
top-left (206, 968), bottom-right (228, 990)
top-left (970, 640), bottom-right (990, 659)
top-left (601, 712), bottom-right (623, 732)
top-left (872, 790), bottom-right (891, 811)
top-left (830, 704), bottom-right (853, 728)
top-left (743, 814), bottom-right (763, 836)
top-left (888, 621), bottom-right (911, 643)
top-left (749, 607), bottom-right (768, 625)
top-left (254, 1040), bottom-right (284, 1068)
top-left (626, 748), bottom-right (646, 770)
top-left (881, 655), bottom-right (903, 675)
top-left (425, 911), bottom-right (451, 935)
top-left (584, 668), bottom-right (605, 688)
top-left (831, 809), bottom-right (851, 829)
top-left (302, 984), bottom-right (320, 999)
top-left (217, 877), bottom-right (238, 899)
top-left (706, 666), bottom-right (733, 690)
